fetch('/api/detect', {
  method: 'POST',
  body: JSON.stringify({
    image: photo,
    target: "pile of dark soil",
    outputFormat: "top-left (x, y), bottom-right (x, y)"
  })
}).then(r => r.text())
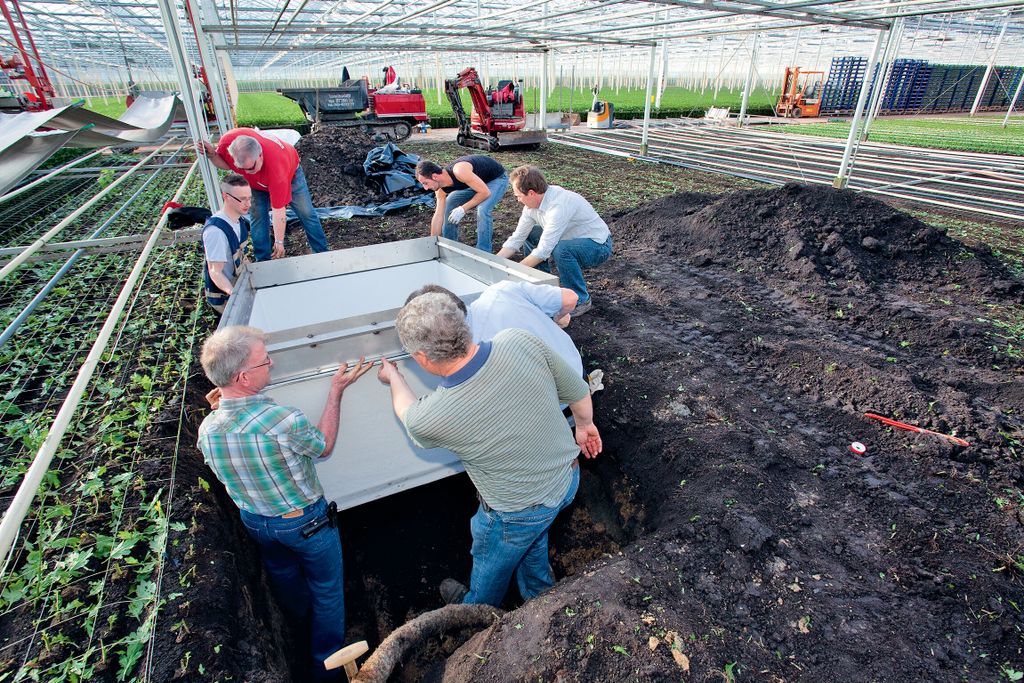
top-left (436, 183), bottom-right (1024, 681)
top-left (296, 127), bottom-right (422, 208)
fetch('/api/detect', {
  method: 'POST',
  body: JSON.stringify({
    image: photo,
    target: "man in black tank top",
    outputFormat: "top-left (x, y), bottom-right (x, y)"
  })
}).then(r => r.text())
top-left (416, 155), bottom-right (510, 252)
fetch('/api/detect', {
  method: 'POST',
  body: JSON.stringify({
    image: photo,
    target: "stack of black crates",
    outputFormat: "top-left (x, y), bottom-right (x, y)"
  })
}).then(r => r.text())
top-left (817, 56), bottom-right (1023, 115)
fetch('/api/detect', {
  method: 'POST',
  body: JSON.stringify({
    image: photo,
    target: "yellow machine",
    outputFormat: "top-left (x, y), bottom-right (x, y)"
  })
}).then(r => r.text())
top-left (587, 87), bottom-right (614, 129)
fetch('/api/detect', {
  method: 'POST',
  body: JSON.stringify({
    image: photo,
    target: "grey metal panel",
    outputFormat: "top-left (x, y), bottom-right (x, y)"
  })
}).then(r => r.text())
top-left (248, 237), bottom-right (440, 289)
top-left (0, 130), bottom-right (81, 197)
top-left (436, 238), bottom-right (559, 287)
top-left (0, 108), bottom-right (73, 154)
top-left (65, 97), bottom-right (179, 147)
top-left (249, 259), bottom-right (487, 335)
top-left (265, 358), bottom-right (464, 511)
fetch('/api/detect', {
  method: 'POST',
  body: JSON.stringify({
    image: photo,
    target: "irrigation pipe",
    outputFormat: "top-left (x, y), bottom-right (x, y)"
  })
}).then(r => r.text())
top-left (0, 159), bottom-right (199, 576)
top-left (0, 143), bottom-right (186, 349)
top-left (349, 604), bottom-right (503, 683)
top-left (0, 140), bottom-right (175, 283)
top-left (0, 147), bottom-right (111, 205)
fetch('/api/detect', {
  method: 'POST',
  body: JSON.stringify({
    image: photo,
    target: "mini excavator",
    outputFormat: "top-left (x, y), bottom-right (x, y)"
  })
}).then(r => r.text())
top-left (444, 67), bottom-right (546, 151)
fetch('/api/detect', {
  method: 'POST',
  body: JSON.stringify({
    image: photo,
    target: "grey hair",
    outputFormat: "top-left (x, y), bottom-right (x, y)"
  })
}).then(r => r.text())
top-left (396, 293), bottom-right (471, 363)
top-left (200, 325), bottom-right (266, 387)
top-left (227, 136), bottom-right (261, 167)
top-left (404, 284), bottom-right (467, 316)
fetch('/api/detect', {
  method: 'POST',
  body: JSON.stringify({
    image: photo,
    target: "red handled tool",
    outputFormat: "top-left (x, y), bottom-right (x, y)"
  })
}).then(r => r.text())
top-left (863, 412), bottom-right (970, 447)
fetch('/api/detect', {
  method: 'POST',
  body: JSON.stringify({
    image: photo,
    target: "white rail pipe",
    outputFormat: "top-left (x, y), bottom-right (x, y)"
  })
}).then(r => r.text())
top-left (0, 161), bottom-right (199, 575)
top-left (1003, 71), bottom-right (1024, 129)
top-left (738, 32), bottom-right (759, 126)
top-left (0, 142), bottom-right (172, 282)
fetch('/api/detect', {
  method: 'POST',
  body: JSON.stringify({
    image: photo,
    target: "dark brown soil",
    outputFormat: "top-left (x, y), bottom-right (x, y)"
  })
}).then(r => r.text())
top-left (166, 138), bottom-right (1024, 682)
top-left (438, 183), bottom-right (1024, 682)
top-left (295, 127), bottom-right (424, 208)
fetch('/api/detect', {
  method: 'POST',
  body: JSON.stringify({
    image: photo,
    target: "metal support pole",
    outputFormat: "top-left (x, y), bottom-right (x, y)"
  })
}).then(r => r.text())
top-left (833, 29), bottom-right (887, 189)
top-left (188, 0), bottom-right (234, 129)
top-left (739, 32), bottom-right (759, 126)
top-left (1003, 69), bottom-right (1024, 128)
top-left (540, 50), bottom-right (549, 129)
top-left (863, 17), bottom-right (904, 141)
top-left (640, 43), bottom-right (657, 156)
top-left (971, 15), bottom-right (1009, 116)
top-left (155, 0), bottom-right (221, 209)
top-left (655, 40), bottom-right (668, 109)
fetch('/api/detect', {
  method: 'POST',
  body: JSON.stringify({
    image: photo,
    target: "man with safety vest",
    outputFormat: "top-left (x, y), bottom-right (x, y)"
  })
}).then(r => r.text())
top-left (202, 173), bottom-right (251, 314)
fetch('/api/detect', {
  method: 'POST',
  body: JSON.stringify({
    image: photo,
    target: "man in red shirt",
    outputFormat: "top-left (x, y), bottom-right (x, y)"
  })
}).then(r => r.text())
top-left (198, 128), bottom-right (329, 261)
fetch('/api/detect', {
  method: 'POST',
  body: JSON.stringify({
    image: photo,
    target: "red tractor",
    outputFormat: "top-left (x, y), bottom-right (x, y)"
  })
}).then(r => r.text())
top-left (444, 67), bottom-right (546, 151)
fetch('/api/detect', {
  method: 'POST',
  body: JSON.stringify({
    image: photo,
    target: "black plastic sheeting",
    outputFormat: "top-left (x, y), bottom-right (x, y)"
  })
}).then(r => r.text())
top-left (288, 142), bottom-right (433, 221)
top-left (363, 142), bottom-right (421, 194)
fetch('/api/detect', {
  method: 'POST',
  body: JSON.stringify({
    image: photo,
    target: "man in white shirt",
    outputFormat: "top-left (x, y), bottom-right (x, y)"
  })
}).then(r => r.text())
top-left (406, 281), bottom-right (582, 376)
top-left (496, 166), bottom-right (613, 317)
top-left (202, 173), bottom-right (251, 313)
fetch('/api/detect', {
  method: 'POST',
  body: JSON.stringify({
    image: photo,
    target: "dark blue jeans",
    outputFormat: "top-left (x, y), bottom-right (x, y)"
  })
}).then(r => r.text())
top-left (239, 497), bottom-right (344, 682)
top-left (442, 174), bottom-right (510, 252)
top-left (250, 166), bottom-right (329, 261)
top-left (523, 227), bottom-right (612, 304)
top-left (464, 465), bottom-right (580, 607)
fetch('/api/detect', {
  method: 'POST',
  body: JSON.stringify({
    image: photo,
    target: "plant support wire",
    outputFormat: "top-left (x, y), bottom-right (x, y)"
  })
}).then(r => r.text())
top-left (0, 142), bottom-right (188, 349)
top-left (0, 160), bottom-right (199, 573)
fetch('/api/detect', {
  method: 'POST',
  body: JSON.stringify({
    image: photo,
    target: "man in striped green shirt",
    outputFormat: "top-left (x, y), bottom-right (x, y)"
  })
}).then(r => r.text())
top-left (377, 292), bottom-right (602, 607)
top-left (198, 325), bottom-right (370, 682)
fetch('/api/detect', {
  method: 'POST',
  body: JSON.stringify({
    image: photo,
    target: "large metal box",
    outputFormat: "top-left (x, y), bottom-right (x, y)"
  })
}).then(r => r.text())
top-left (220, 237), bottom-right (557, 510)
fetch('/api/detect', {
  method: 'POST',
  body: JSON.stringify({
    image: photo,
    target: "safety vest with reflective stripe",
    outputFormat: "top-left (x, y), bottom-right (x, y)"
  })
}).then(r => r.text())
top-left (202, 215), bottom-right (250, 311)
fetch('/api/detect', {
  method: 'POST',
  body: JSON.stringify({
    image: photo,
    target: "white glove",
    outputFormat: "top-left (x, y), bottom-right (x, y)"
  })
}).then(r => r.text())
top-left (447, 206), bottom-right (466, 224)
top-left (587, 369), bottom-right (605, 394)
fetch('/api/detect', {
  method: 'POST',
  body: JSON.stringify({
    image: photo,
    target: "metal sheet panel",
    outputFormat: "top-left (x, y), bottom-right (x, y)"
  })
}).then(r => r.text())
top-left (250, 259), bottom-right (486, 334)
top-left (265, 358), bottom-right (463, 511)
top-left (0, 130), bottom-right (81, 196)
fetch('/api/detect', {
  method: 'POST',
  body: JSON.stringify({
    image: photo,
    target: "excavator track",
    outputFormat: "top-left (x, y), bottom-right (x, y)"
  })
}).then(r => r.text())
top-left (314, 118), bottom-right (414, 142)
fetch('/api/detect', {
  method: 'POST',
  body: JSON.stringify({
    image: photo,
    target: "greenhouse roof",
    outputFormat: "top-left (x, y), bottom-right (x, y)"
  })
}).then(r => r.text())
top-left (3, 0), bottom-right (1022, 80)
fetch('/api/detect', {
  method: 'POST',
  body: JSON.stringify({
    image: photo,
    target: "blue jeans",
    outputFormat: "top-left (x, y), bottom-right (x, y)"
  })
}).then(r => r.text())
top-left (442, 174), bottom-right (509, 252)
top-left (523, 227), bottom-right (612, 305)
top-left (250, 166), bottom-right (329, 261)
top-left (239, 497), bottom-right (344, 682)
top-left (464, 465), bottom-right (580, 607)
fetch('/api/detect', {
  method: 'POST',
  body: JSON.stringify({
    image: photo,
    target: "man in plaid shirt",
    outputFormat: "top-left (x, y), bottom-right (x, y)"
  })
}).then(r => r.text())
top-left (198, 325), bottom-right (371, 682)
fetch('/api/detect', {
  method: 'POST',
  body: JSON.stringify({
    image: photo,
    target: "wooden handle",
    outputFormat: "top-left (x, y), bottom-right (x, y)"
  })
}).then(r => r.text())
top-left (324, 640), bottom-right (369, 672)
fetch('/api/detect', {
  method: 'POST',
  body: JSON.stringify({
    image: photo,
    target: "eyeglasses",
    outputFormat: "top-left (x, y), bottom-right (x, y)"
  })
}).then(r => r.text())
top-left (235, 355), bottom-right (271, 381)
top-left (225, 192), bottom-right (252, 205)
top-left (237, 155), bottom-right (260, 172)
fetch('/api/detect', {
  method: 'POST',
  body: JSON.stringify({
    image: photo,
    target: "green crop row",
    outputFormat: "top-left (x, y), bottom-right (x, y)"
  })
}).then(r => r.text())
top-left (86, 86), bottom-right (780, 132)
top-left (773, 115), bottom-right (1024, 156)
top-left (0, 170), bottom-right (211, 683)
